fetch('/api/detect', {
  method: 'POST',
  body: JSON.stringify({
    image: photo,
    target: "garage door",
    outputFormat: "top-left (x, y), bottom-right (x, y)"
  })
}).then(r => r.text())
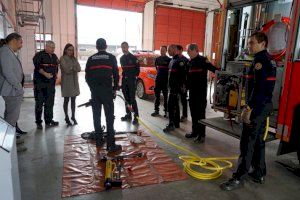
top-left (76, 0), bottom-right (146, 12)
top-left (154, 6), bottom-right (206, 51)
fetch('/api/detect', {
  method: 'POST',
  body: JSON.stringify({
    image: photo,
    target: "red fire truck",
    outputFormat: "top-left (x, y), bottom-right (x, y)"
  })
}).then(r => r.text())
top-left (202, 0), bottom-right (300, 168)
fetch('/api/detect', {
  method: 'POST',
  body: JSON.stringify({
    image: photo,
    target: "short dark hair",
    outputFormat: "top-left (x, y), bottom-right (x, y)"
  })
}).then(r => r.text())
top-left (0, 39), bottom-right (6, 47)
top-left (250, 32), bottom-right (268, 47)
top-left (176, 45), bottom-right (183, 51)
top-left (0, 33), bottom-right (22, 47)
top-left (168, 44), bottom-right (176, 50)
top-left (96, 38), bottom-right (107, 50)
top-left (188, 43), bottom-right (199, 51)
top-left (63, 43), bottom-right (74, 56)
top-left (121, 41), bottom-right (128, 46)
top-left (161, 45), bottom-right (167, 50)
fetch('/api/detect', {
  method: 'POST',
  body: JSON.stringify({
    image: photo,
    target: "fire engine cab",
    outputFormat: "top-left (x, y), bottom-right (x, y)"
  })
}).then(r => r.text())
top-left (201, 0), bottom-right (300, 167)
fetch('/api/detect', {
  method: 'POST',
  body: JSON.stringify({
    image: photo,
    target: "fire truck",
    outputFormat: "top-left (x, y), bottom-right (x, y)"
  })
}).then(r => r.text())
top-left (202, 0), bottom-right (300, 169)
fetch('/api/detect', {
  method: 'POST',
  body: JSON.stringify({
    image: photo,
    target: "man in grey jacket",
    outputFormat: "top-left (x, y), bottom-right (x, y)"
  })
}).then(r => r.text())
top-left (0, 33), bottom-right (26, 151)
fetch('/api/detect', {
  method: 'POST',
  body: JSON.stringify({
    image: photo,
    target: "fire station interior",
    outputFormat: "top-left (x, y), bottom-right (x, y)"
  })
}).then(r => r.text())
top-left (0, 0), bottom-right (300, 200)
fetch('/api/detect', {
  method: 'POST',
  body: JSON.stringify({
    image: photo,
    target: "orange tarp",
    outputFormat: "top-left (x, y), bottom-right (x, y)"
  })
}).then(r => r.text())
top-left (61, 129), bottom-right (187, 198)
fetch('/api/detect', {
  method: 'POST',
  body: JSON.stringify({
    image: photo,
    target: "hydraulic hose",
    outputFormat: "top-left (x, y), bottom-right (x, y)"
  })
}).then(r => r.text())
top-left (263, 117), bottom-right (270, 141)
top-left (137, 117), bottom-right (238, 180)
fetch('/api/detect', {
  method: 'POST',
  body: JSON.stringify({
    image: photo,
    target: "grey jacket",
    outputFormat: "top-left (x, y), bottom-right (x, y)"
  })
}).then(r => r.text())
top-left (60, 55), bottom-right (81, 97)
top-left (0, 45), bottom-right (24, 96)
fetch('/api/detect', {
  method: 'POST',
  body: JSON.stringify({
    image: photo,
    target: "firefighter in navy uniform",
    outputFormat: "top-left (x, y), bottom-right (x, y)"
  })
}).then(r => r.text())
top-left (177, 45), bottom-right (189, 122)
top-left (85, 38), bottom-right (121, 153)
top-left (185, 43), bottom-right (218, 143)
top-left (33, 41), bottom-right (59, 129)
top-left (221, 32), bottom-right (276, 191)
top-left (163, 44), bottom-right (185, 132)
top-left (151, 45), bottom-right (170, 117)
top-left (120, 42), bottom-right (140, 125)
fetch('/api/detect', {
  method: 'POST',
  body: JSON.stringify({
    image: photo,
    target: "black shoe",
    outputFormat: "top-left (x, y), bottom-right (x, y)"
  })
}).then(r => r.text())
top-left (248, 173), bottom-right (265, 184)
top-left (16, 126), bottom-right (28, 135)
top-left (65, 118), bottom-right (72, 126)
top-left (81, 131), bottom-right (97, 140)
top-left (121, 114), bottom-right (132, 121)
top-left (185, 132), bottom-right (197, 138)
top-left (220, 178), bottom-right (244, 191)
top-left (194, 135), bottom-right (205, 143)
top-left (36, 123), bottom-right (43, 130)
top-left (132, 117), bottom-right (139, 125)
top-left (107, 144), bottom-right (122, 154)
top-left (151, 111), bottom-right (159, 117)
top-left (45, 120), bottom-right (59, 127)
top-left (163, 124), bottom-right (175, 132)
top-left (180, 116), bottom-right (187, 122)
top-left (71, 117), bottom-right (78, 125)
top-left (96, 137), bottom-right (105, 147)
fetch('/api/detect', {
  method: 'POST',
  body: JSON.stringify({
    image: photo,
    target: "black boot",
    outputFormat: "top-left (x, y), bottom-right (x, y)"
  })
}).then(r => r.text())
top-left (151, 110), bottom-right (159, 117)
top-left (106, 132), bottom-right (122, 153)
top-left (107, 144), bottom-right (122, 154)
top-left (95, 133), bottom-right (105, 147)
top-left (45, 120), bottom-right (59, 127)
top-left (248, 172), bottom-right (265, 184)
top-left (220, 178), bottom-right (244, 191)
top-left (65, 116), bottom-right (72, 126)
top-left (180, 116), bottom-right (187, 122)
top-left (164, 112), bottom-right (168, 118)
top-left (121, 114), bottom-right (132, 121)
top-left (36, 123), bottom-right (43, 130)
top-left (71, 117), bottom-right (78, 125)
top-left (16, 123), bottom-right (27, 135)
top-left (185, 132), bottom-right (197, 138)
top-left (194, 135), bottom-right (205, 143)
top-left (132, 116), bottom-right (139, 125)
top-left (163, 123), bottom-right (175, 133)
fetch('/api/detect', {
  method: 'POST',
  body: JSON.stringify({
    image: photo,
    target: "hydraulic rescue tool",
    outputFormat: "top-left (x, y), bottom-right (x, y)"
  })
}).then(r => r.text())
top-left (101, 152), bottom-right (143, 190)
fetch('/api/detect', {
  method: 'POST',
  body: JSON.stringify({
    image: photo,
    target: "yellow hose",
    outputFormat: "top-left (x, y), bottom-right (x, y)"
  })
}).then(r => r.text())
top-left (137, 117), bottom-right (238, 180)
top-left (263, 117), bottom-right (270, 141)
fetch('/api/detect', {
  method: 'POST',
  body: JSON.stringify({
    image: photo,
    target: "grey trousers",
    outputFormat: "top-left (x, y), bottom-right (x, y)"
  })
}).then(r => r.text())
top-left (3, 94), bottom-right (23, 126)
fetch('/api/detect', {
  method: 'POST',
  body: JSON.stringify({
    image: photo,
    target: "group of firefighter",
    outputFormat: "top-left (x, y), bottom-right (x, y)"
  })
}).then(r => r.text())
top-left (85, 31), bottom-right (276, 191)
top-left (86, 40), bottom-right (219, 152)
top-left (151, 43), bottom-right (217, 144)
top-left (0, 31), bottom-right (276, 191)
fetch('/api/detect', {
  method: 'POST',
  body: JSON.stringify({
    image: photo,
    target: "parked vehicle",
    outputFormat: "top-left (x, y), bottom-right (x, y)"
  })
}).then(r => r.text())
top-left (118, 51), bottom-right (159, 99)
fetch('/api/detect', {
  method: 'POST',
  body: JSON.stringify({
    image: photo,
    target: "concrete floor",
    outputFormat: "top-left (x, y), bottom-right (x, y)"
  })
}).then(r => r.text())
top-left (18, 72), bottom-right (300, 200)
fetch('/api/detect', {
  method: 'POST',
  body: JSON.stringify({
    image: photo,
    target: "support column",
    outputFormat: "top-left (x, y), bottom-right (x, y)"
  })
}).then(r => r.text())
top-left (19, 27), bottom-right (35, 80)
top-left (204, 10), bottom-right (214, 58)
top-left (142, 0), bottom-right (155, 50)
top-left (51, 0), bottom-right (76, 56)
